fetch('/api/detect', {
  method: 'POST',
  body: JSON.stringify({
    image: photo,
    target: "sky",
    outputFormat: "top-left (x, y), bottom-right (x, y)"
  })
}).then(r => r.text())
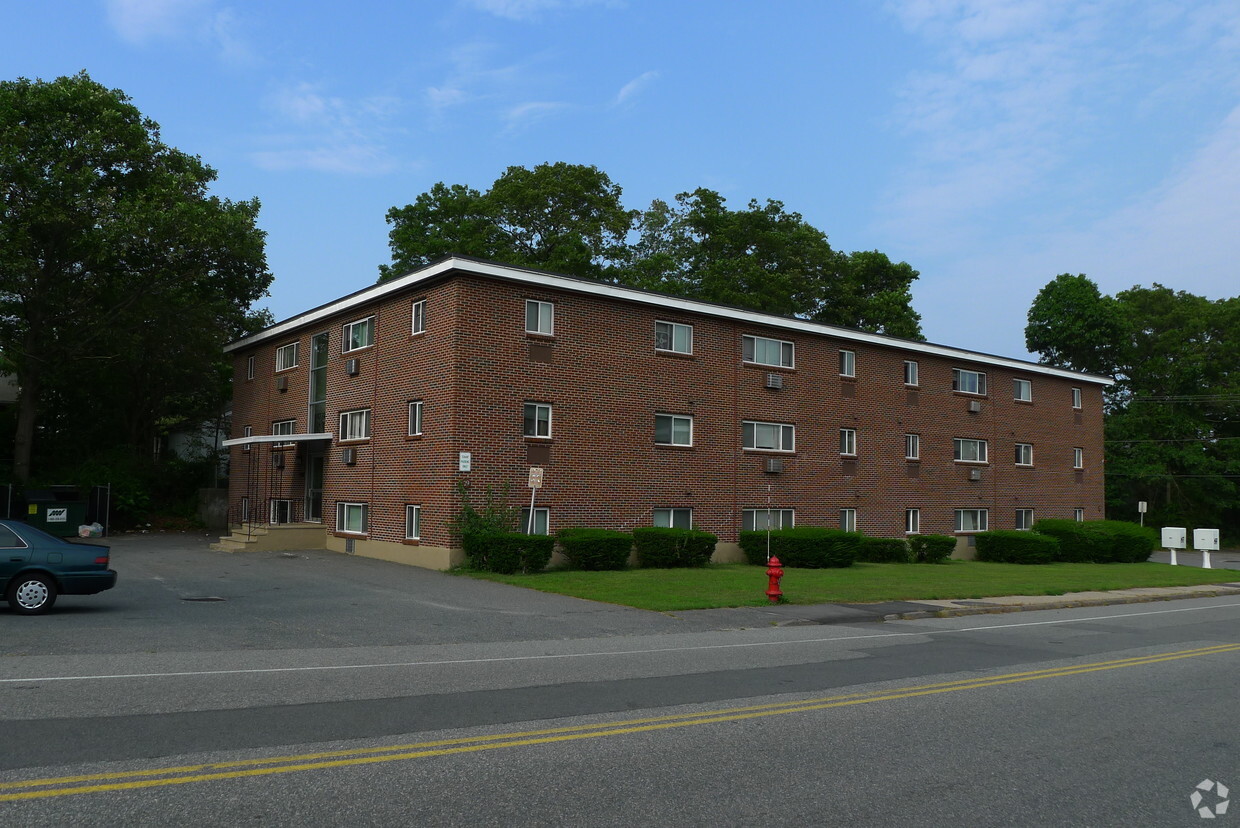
top-left (3, 0), bottom-right (1238, 362)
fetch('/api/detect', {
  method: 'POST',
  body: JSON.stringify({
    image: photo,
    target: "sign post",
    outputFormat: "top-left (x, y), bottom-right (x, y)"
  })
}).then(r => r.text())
top-left (1137, 500), bottom-right (1147, 527)
top-left (527, 467), bottom-right (544, 534)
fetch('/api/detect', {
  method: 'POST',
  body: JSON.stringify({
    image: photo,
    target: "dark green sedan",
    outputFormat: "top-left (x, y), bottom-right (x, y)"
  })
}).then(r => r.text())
top-left (1, 519), bottom-right (116, 615)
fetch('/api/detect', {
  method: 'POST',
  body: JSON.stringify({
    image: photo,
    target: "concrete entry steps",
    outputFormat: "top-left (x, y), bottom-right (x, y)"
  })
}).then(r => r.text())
top-left (211, 522), bottom-right (327, 553)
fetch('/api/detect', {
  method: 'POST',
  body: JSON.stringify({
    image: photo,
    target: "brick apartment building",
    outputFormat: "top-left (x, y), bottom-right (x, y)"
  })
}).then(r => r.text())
top-left (220, 256), bottom-right (1113, 568)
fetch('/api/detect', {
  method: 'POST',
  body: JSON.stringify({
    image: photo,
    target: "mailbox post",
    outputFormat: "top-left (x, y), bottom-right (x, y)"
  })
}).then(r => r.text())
top-left (1194, 528), bottom-right (1220, 570)
top-left (1162, 527), bottom-right (1186, 566)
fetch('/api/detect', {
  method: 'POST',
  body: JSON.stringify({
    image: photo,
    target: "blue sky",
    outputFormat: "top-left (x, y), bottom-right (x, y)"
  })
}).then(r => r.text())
top-left (4, 0), bottom-right (1238, 361)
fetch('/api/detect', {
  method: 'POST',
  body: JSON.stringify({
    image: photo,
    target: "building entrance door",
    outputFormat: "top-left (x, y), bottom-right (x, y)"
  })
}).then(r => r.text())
top-left (304, 453), bottom-right (324, 522)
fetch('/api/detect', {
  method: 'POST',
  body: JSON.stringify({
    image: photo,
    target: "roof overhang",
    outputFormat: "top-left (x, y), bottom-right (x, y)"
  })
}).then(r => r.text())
top-left (221, 432), bottom-right (334, 447)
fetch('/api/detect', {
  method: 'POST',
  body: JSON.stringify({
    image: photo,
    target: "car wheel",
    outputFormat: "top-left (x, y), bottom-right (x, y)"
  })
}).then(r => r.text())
top-left (8, 574), bottom-right (57, 615)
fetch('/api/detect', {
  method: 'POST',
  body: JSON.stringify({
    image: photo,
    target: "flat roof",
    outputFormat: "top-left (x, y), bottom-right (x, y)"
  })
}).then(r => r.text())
top-left (221, 433), bottom-right (333, 447)
top-left (227, 256), bottom-right (1114, 386)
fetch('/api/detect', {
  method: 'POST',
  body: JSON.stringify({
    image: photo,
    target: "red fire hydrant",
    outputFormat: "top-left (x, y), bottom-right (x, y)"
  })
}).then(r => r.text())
top-left (766, 556), bottom-right (784, 603)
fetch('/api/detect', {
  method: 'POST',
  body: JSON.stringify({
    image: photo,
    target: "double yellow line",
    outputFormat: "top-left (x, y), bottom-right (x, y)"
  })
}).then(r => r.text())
top-left (4, 642), bottom-right (1239, 802)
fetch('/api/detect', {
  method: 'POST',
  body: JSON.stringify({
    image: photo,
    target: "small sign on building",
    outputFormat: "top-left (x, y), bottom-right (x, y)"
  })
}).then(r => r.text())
top-left (458, 452), bottom-right (472, 472)
top-left (46, 507), bottom-right (68, 523)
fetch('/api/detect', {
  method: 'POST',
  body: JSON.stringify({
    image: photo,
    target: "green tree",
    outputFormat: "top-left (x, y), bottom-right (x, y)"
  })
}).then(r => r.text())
top-left (0, 71), bottom-right (271, 482)
top-left (1024, 273), bottom-right (1124, 376)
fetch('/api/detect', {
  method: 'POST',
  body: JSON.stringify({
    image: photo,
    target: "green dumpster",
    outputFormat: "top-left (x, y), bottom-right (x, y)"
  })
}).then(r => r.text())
top-left (26, 488), bottom-right (87, 537)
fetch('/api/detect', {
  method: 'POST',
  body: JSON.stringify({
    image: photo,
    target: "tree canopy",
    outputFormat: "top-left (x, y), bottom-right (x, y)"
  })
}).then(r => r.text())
top-left (0, 71), bottom-right (271, 483)
top-left (382, 164), bottom-right (923, 339)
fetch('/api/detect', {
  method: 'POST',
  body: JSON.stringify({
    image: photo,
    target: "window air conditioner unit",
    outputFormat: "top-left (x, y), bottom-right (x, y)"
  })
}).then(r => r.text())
top-left (968, 400), bottom-right (982, 413)
top-left (342, 447), bottom-right (357, 466)
top-left (968, 468), bottom-right (982, 481)
top-left (765, 457), bottom-right (784, 474)
top-left (276, 375), bottom-right (288, 392)
top-left (346, 358), bottom-right (360, 376)
top-left (765, 373), bottom-right (784, 390)
top-left (271, 452), bottom-right (285, 469)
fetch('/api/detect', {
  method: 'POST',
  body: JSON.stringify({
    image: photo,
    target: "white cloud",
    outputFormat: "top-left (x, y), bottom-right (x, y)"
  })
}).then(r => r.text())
top-left (612, 70), bottom-right (659, 107)
top-left (502, 100), bottom-right (568, 133)
top-left (104, 0), bottom-right (253, 64)
top-left (460, 0), bottom-right (620, 22)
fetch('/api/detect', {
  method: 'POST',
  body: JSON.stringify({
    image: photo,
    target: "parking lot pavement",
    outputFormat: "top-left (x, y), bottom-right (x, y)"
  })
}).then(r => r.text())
top-left (1, 532), bottom-right (748, 657)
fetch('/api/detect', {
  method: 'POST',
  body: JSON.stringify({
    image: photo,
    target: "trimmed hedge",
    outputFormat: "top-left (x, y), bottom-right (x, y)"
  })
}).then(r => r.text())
top-left (738, 527), bottom-right (860, 568)
top-left (462, 531), bottom-right (555, 574)
top-left (908, 534), bottom-right (956, 564)
top-left (857, 537), bottom-right (911, 564)
top-left (632, 527), bottom-right (717, 568)
top-left (556, 527), bottom-right (633, 571)
top-left (974, 530), bottom-right (1060, 565)
top-left (1033, 520), bottom-right (1155, 563)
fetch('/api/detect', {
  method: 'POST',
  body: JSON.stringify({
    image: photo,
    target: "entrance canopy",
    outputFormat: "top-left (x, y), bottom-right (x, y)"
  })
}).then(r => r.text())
top-left (221, 433), bottom-right (334, 448)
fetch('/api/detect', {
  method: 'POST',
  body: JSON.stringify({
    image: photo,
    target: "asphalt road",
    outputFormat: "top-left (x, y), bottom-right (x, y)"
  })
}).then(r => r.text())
top-left (3, 534), bottom-right (1239, 825)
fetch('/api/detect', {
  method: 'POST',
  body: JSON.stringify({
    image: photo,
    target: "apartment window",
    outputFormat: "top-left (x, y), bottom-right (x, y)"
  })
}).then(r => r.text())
top-left (742, 335), bottom-right (794, 368)
top-left (523, 403), bottom-right (552, 438)
top-left (1072, 387), bottom-right (1082, 409)
top-left (1015, 443), bottom-right (1033, 466)
top-left (743, 509), bottom-right (795, 532)
top-left (904, 360), bottom-right (919, 386)
top-left (270, 500), bottom-right (291, 525)
top-left (275, 342), bottom-right (299, 372)
top-left (839, 428), bottom-right (857, 456)
top-left (655, 321), bottom-right (692, 354)
top-left (905, 433), bottom-right (920, 460)
top-left (411, 299), bottom-right (426, 335)
top-left (905, 508), bottom-right (920, 534)
top-left (1073, 447), bottom-right (1084, 469)
top-left (953, 438), bottom-right (988, 463)
top-left (342, 316), bottom-right (375, 353)
top-left (839, 350), bottom-right (855, 378)
top-left (272, 419), bottom-right (295, 448)
top-left (655, 414), bottom-right (693, 446)
top-left (246, 355), bottom-right (255, 380)
top-left (520, 507), bottom-right (549, 535)
top-left (405, 505), bottom-right (421, 540)
top-left (743, 421), bottom-right (795, 452)
top-left (1014, 378), bottom-right (1032, 402)
top-left (1015, 509), bottom-right (1034, 531)
top-left (1074, 508), bottom-right (1085, 522)
top-left (336, 502), bottom-right (367, 534)
top-left (407, 400), bottom-right (423, 436)
top-left (653, 508), bottom-right (692, 529)
top-left (840, 508), bottom-right (857, 533)
top-left (525, 300), bottom-right (554, 335)
top-left (954, 509), bottom-right (988, 532)
top-left (242, 425), bottom-right (253, 452)
top-left (339, 408), bottom-right (371, 441)
top-left (952, 368), bottom-right (987, 395)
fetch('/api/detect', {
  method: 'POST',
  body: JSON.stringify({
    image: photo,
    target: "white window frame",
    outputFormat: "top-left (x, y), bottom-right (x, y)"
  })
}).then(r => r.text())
top-left (1072, 387), bottom-right (1083, 409)
top-left (524, 403), bottom-right (552, 438)
top-left (905, 433), bottom-right (920, 460)
top-left (839, 350), bottom-right (855, 378)
top-left (954, 508), bottom-right (988, 533)
top-left (336, 502), bottom-right (367, 534)
top-left (275, 342), bottom-right (299, 372)
top-left (839, 428), bottom-right (857, 456)
top-left (242, 425), bottom-right (253, 452)
top-left (272, 419), bottom-right (295, 448)
top-left (1013, 378), bottom-right (1032, 402)
top-left (521, 507), bottom-right (549, 535)
top-left (655, 413), bottom-right (693, 446)
top-left (1015, 443), bottom-right (1034, 466)
top-left (743, 420), bottom-right (795, 452)
top-left (1073, 447), bottom-right (1084, 469)
top-left (743, 508), bottom-right (795, 532)
top-left (655, 321), bottom-right (692, 354)
top-left (405, 505), bottom-right (421, 540)
top-left (1015, 509), bottom-right (1034, 531)
top-left (525, 300), bottom-right (554, 335)
top-left (246, 355), bottom-right (255, 380)
top-left (905, 508), bottom-right (920, 535)
top-left (840, 508), bottom-right (857, 533)
top-left (903, 360), bottom-right (919, 386)
top-left (653, 508), bottom-right (693, 529)
top-left (953, 437), bottom-right (988, 463)
top-left (270, 499), bottom-right (291, 525)
top-left (339, 408), bottom-right (372, 442)
top-left (411, 299), bottom-right (426, 335)
top-left (742, 335), bottom-right (794, 368)
top-left (408, 400), bottom-right (423, 436)
top-left (952, 368), bottom-right (987, 395)
top-left (342, 316), bottom-right (375, 353)
top-left (1074, 508), bottom-right (1085, 522)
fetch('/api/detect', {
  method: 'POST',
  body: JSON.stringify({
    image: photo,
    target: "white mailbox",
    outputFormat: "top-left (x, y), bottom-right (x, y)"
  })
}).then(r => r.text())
top-left (1193, 529), bottom-right (1220, 551)
top-left (1161, 527), bottom-right (1187, 549)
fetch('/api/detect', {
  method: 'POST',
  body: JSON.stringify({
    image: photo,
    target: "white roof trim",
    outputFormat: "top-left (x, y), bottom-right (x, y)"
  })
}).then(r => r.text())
top-left (228, 257), bottom-right (1114, 386)
top-left (222, 432), bottom-right (334, 447)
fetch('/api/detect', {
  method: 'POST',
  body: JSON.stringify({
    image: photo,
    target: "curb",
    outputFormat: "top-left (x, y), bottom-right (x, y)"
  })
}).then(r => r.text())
top-left (881, 585), bottom-right (1240, 622)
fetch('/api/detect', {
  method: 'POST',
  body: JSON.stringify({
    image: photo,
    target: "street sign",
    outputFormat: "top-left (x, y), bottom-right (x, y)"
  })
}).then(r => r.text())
top-left (528, 467), bottom-right (544, 489)
top-left (1137, 501), bottom-right (1147, 513)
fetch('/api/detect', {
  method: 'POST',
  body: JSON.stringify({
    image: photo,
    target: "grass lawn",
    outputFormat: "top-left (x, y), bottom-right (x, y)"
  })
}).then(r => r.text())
top-left (460, 561), bottom-right (1240, 612)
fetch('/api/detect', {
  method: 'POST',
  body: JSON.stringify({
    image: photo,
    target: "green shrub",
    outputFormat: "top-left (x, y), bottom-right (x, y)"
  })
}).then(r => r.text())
top-left (632, 527), bottom-right (717, 568)
top-left (1093, 520), bottom-right (1157, 563)
top-left (1033, 519), bottom-right (1155, 563)
top-left (974, 530), bottom-right (1059, 565)
top-left (857, 537), bottom-right (911, 563)
top-left (738, 527), bottom-right (859, 568)
top-left (556, 527), bottom-right (633, 570)
top-left (908, 534), bottom-right (956, 564)
top-left (462, 531), bottom-right (554, 574)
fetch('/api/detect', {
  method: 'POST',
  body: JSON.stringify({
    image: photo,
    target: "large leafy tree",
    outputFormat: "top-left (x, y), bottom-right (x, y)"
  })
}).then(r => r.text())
top-left (0, 72), bottom-right (271, 482)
